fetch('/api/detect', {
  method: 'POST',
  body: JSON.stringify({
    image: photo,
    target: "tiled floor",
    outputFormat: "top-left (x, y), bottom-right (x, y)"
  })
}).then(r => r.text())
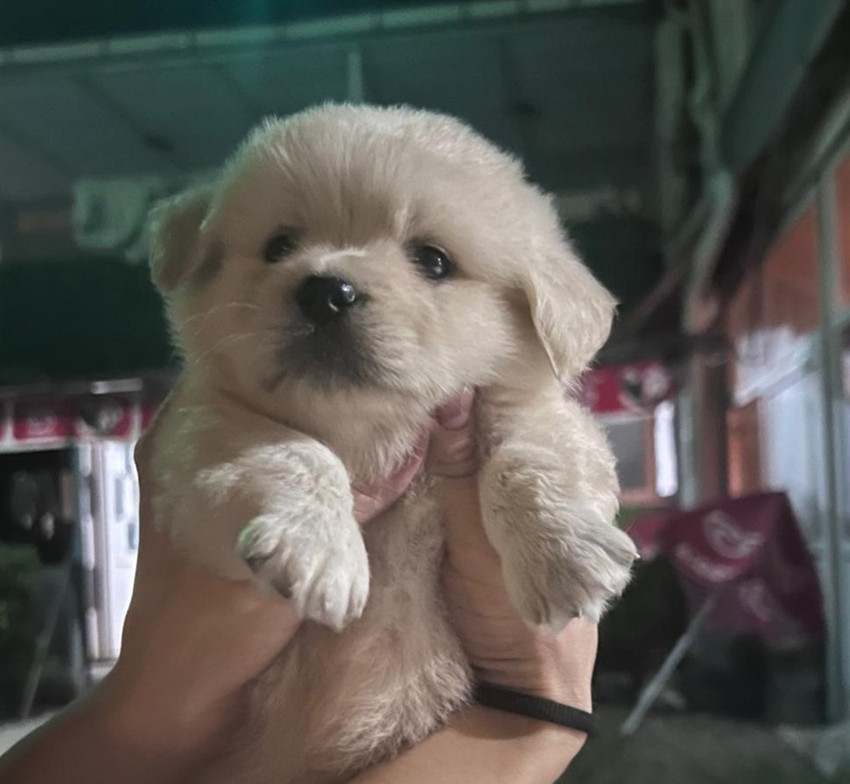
top-left (560, 707), bottom-right (839, 783)
top-left (0, 713), bottom-right (53, 758)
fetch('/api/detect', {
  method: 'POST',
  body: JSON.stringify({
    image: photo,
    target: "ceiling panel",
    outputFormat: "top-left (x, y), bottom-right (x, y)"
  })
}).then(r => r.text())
top-left (223, 47), bottom-right (349, 118)
top-left (88, 64), bottom-right (259, 170)
top-left (507, 19), bottom-right (654, 150)
top-left (507, 19), bottom-right (654, 189)
top-left (362, 32), bottom-right (523, 154)
top-left (510, 23), bottom-right (653, 149)
top-left (0, 73), bottom-right (172, 177)
top-left (0, 11), bottom-right (658, 204)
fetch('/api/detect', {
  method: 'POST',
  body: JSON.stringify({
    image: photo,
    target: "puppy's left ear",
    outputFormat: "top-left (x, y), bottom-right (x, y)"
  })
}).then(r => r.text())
top-left (520, 227), bottom-right (616, 380)
top-left (148, 184), bottom-right (214, 293)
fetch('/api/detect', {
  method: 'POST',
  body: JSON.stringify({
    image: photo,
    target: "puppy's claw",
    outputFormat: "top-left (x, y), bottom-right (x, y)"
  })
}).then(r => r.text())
top-left (238, 512), bottom-right (370, 631)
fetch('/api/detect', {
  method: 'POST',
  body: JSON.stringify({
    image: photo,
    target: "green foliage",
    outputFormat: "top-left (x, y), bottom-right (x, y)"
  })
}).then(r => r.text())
top-left (0, 545), bottom-right (39, 715)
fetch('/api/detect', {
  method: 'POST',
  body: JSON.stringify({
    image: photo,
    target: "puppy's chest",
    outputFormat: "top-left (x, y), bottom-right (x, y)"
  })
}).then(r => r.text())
top-left (243, 481), bottom-right (469, 781)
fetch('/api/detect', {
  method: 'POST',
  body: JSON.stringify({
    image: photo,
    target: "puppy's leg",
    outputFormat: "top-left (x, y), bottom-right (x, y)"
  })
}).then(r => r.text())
top-left (479, 395), bottom-right (636, 628)
top-left (153, 402), bottom-right (369, 631)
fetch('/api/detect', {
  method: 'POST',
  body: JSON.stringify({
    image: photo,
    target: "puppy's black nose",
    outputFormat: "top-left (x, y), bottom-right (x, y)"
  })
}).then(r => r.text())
top-left (295, 275), bottom-right (361, 325)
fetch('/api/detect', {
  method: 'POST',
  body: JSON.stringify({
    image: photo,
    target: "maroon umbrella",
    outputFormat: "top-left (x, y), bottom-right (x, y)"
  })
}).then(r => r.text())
top-left (628, 492), bottom-right (824, 649)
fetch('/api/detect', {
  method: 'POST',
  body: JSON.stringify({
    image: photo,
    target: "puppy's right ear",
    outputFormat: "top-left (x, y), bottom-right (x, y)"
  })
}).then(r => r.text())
top-left (148, 185), bottom-right (213, 293)
top-left (518, 207), bottom-right (616, 381)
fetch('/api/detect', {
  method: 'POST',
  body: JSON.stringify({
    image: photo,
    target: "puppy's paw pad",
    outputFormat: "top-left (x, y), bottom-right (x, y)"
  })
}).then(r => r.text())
top-left (238, 514), bottom-right (369, 631)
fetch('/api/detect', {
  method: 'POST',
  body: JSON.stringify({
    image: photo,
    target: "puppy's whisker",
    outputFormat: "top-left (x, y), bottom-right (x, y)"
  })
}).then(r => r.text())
top-left (182, 302), bottom-right (260, 325)
top-left (280, 326), bottom-right (316, 340)
top-left (184, 302), bottom-right (262, 339)
top-left (188, 330), bottom-right (273, 367)
top-left (186, 302), bottom-right (260, 332)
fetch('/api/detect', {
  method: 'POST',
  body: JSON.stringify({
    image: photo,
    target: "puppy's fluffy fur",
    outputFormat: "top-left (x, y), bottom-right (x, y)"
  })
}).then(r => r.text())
top-left (149, 104), bottom-right (637, 783)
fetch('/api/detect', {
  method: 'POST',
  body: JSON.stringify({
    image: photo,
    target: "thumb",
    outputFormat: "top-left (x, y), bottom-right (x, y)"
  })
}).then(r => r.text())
top-left (430, 390), bottom-right (497, 564)
top-left (428, 388), bottom-right (478, 478)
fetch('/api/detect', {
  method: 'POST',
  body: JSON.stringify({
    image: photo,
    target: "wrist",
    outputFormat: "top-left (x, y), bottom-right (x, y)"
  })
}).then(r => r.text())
top-left (471, 640), bottom-right (593, 713)
top-left (474, 671), bottom-right (592, 713)
top-left (463, 704), bottom-right (586, 780)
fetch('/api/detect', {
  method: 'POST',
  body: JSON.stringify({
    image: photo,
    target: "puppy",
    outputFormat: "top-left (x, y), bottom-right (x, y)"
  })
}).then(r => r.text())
top-left (148, 104), bottom-right (637, 783)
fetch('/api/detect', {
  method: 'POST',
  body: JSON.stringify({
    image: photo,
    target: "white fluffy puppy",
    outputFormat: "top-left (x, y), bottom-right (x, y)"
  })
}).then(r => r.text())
top-left (148, 103), bottom-right (636, 783)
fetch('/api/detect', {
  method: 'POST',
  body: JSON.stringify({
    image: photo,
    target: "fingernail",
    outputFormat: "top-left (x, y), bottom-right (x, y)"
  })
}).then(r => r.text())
top-left (436, 388), bottom-right (474, 430)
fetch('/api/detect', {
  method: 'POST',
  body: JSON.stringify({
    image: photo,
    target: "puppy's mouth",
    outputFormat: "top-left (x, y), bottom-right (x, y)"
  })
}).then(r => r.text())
top-left (270, 320), bottom-right (382, 390)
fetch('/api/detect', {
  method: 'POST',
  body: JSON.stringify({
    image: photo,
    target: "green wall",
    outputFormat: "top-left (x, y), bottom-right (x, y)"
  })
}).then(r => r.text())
top-left (0, 218), bottom-right (660, 384)
top-left (0, 258), bottom-right (174, 384)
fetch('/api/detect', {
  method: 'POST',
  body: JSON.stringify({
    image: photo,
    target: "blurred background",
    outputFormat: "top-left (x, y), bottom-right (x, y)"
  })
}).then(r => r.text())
top-left (0, 0), bottom-right (849, 781)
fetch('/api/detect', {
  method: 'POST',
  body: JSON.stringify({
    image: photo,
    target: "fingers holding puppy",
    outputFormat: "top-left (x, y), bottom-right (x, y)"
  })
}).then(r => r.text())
top-left (428, 388), bottom-right (478, 479)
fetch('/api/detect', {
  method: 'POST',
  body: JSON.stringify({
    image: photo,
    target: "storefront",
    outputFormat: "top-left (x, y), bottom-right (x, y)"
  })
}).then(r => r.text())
top-left (725, 118), bottom-right (850, 721)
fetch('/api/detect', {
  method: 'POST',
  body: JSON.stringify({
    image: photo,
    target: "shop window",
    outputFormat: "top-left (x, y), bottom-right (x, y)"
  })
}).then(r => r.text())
top-left (727, 400), bottom-right (762, 497)
top-left (724, 203), bottom-right (827, 546)
top-left (582, 364), bottom-right (677, 508)
top-left (762, 206), bottom-right (821, 335)
top-left (727, 204), bottom-right (820, 399)
top-left (604, 416), bottom-right (654, 501)
top-left (726, 270), bottom-right (760, 391)
top-left (841, 328), bottom-right (850, 538)
top-left (600, 403), bottom-right (678, 507)
top-left (837, 152), bottom-right (850, 310)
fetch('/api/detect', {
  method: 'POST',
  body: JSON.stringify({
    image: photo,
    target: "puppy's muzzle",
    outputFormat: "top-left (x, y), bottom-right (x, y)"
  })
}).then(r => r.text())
top-left (295, 274), bottom-right (362, 326)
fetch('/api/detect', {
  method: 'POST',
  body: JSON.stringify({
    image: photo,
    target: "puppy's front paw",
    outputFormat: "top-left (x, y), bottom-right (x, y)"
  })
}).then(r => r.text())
top-left (237, 510), bottom-right (369, 632)
top-left (481, 452), bottom-right (637, 629)
top-left (503, 508), bottom-right (635, 628)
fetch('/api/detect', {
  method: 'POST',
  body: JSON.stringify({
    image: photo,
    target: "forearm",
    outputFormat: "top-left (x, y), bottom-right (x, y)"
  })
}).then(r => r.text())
top-left (351, 706), bottom-right (584, 784)
top-left (0, 684), bottom-right (206, 784)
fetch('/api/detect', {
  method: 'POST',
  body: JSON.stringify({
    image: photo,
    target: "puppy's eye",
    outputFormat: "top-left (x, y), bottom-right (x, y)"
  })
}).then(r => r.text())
top-left (412, 244), bottom-right (454, 281)
top-left (262, 232), bottom-right (297, 263)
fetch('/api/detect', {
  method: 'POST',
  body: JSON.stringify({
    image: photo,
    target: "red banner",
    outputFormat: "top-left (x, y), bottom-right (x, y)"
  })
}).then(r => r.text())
top-left (0, 393), bottom-right (149, 449)
top-left (12, 398), bottom-right (74, 441)
top-left (73, 396), bottom-right (135, 439)
top-left (581, 361), bottom-right (675, 415)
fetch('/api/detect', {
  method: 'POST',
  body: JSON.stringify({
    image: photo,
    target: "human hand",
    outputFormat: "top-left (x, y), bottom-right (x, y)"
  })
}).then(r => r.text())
top-left (347, 394), bottom-right (598, 784)
top-left (353, 430), bottom-right (429, 524)
top-left (428, 390), bottom-right (597, 712)
top-left (100, 403), bottom-right (427, 765)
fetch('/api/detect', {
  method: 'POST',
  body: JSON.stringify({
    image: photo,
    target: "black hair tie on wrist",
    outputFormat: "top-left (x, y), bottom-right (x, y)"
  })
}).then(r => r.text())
top-left (474, 683), bottom-right (598, 737)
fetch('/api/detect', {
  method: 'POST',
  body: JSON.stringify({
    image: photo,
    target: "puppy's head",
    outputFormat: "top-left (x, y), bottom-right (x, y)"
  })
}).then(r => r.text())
top-left (150, 105), bottom-right (614, 420)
